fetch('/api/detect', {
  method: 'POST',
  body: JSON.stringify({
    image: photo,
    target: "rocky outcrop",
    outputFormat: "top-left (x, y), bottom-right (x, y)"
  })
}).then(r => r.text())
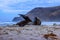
top-left (12, 16), bottom-right (24, 22)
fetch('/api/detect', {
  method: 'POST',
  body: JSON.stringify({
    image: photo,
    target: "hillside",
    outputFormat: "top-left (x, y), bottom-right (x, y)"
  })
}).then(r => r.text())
top-left (13, 6), bottom-right (60, 22)
top-left (26, 6), bottom-right (60, 21)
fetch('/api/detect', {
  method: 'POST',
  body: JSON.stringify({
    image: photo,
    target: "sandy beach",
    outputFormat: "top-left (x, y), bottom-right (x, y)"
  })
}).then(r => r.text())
top-left (0, 25), bottom-right (60, 40)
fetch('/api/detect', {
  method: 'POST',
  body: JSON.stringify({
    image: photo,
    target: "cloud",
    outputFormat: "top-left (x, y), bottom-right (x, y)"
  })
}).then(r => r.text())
top-left (0, 0), bottom-right (35, 14)
top-left (45, 0), bottom-right (60, 3)
top-left (0, 0), bottom-right (60, 14)
top-left (3, 9), bottom-right (30, 14)
top-left (32, 0), bottom-right (60, 4)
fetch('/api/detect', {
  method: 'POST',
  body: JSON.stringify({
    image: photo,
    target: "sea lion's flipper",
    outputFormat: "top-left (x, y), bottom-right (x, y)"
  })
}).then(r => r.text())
top-left (19, 14), bottom-right (32, 22)
top-left (18, 14), bottom-right (27, 19)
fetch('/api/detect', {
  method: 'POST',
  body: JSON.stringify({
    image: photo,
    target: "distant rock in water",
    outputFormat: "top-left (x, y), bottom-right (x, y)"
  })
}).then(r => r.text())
top-left (12, 15), bottom-right (24, 22)
top-left (13, 6), bottom-right (60, 22)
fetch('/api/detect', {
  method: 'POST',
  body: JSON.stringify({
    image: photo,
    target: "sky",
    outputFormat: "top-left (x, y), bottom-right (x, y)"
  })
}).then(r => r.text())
top-left (0, 0), bottom-right (60, 22)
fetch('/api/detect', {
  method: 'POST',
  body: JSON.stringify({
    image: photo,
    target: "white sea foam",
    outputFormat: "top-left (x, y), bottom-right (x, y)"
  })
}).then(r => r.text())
top-left (0, 22), bottom-right (17, 26)
top-left (0, 22), bottom-right (60, 26)
top-left (42, 22), bottom-right (60, 25)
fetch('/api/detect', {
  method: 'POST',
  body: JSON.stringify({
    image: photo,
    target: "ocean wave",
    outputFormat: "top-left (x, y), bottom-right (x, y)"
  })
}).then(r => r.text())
top-left (0, 22), bottom-right (60, 26)
top-left (0, 22), bottom-right (17, 26)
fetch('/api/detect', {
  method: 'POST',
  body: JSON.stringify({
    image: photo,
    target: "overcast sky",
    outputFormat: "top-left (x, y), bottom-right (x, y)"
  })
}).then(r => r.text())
top-left (0, 0), bottom-right (60, 22)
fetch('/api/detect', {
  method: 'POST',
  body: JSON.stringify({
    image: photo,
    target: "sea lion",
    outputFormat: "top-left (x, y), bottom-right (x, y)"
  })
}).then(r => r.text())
top-left (33, 17), bottom-right (41, 25)
top-left (16, 14), bottom-right (32, 27)
top-left (20, 14), bottom-right (32, 22)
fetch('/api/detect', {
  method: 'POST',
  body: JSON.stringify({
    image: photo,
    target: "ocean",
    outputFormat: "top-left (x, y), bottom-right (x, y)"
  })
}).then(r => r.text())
top-left (42, 22), bottom-right (60, 25)
top-left (0, 22), bottom-right (17, 26)
top-left (0, 22), bottom-right (60, 26)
